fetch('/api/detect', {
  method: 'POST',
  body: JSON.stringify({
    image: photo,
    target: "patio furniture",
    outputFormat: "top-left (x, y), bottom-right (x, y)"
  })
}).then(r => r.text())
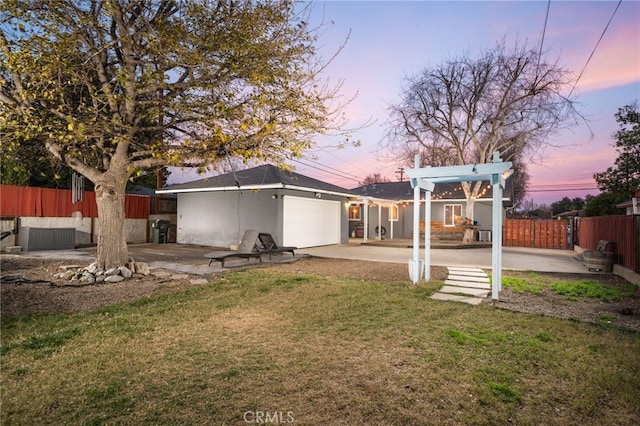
top-left (257, 233), bottom-right (296, 259)
top-left (204, 229), bottom-right (264, 267)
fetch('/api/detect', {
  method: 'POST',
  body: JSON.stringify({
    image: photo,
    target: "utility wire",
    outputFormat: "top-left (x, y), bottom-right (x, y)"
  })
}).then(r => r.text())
top-left (567, 0), bottom-right (622, 99)
top-left (295, 157), bottom-right (363, 181)
top-left (537, 0), bottom-right (551, 67)
top-left (291, 158), bottom-right (363, 183)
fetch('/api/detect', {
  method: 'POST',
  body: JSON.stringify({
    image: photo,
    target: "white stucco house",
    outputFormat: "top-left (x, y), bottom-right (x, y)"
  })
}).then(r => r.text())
top-left (156, 164), bottom-right (357, 249)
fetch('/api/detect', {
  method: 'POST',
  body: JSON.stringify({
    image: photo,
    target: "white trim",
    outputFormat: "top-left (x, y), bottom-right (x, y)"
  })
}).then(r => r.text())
top-left (156, 184), bottom-right (354, 198)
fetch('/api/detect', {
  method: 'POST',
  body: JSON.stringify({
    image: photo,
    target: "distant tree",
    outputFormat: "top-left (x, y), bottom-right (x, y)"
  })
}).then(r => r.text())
top-left (1, 0), bottom-right (350, 269)
top-left (583, 193), bottom-right (626, 217)
top-left (550, 196), bottom-right (585, 216)
top-left (585, 102), bottom-right (639, 217)
top-left (384, 39), bottom-right (583, 220)
top-left (359, 173), bottom-right (391, 186)
top-left (529, 204), bottom-right (552, 219)
top-left (593, 102), bottom-right (640, 198)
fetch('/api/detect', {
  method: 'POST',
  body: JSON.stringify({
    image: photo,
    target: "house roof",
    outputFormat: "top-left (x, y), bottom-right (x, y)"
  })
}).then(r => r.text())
top-left (352, 180), bottom-right (512, 202)
top-left (156, 164), bottom-right (357, 197)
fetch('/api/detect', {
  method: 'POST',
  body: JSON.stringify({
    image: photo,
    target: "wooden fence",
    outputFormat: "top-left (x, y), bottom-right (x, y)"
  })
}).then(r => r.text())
top-left (503, 219), bottom-right (569, 249)
top-left (0, 185), bottom-right (149, 219)
top-left (576, 215), bottom-right (639, 273)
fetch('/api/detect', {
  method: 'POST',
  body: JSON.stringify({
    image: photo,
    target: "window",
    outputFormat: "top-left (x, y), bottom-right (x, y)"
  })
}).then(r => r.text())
top-left (348, 204), bottom-right (361, 221)
top-left (389, 204), bottom-right (398, 221)
top-left (444, 204), bottom-right (462, 226)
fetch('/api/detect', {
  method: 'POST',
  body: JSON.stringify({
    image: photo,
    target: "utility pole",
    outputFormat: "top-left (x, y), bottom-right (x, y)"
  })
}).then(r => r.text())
top-left (395, 167), bottom-right (405, 182)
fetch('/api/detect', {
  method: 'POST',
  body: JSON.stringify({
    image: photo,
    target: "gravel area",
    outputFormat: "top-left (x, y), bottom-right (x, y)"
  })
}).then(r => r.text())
top-left (1, 254), bottom-right (639, 331)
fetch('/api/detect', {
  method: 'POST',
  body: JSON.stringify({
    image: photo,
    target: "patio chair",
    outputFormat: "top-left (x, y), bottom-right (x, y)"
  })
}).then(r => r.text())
top-left (204, 229), bottom-right (265, 267)
top-left (257, 233), bottom-right (296, 259)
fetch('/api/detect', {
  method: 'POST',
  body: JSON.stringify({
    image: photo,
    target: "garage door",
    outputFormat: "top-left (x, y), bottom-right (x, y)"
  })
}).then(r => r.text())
top-left (283, 196), bottom-right (341, 248)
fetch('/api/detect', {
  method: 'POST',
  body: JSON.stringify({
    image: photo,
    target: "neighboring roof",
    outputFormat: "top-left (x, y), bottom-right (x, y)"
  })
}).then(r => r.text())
top-left (156, 164), bottom-right (357, 197)
top-left (616, 190), bottom-right (640, 208)
top-left (554, 209), bottom-right (584, 218)
top-left (352, 180), bottom-right (511, 202)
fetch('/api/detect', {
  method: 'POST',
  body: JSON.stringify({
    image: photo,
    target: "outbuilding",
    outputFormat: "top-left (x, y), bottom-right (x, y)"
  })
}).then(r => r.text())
top-left (156, 165), bottom-right (356, 249)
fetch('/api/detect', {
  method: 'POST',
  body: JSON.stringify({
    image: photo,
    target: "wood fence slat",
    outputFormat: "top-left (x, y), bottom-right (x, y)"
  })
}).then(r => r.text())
top-left (503, 218), bottom-right (569, 249)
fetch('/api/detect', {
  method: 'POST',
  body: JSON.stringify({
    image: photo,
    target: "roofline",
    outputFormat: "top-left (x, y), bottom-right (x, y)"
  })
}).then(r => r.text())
top-left (351, 196), bottom-right (510, 203)
top-left (156, 184), bottom-right (354, 198)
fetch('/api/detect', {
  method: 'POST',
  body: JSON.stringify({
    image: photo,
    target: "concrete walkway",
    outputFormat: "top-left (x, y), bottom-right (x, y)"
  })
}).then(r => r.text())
top-left (9, 240), bottom-right (591, 280)
top-left (298, 241), bottom-right (590, 274)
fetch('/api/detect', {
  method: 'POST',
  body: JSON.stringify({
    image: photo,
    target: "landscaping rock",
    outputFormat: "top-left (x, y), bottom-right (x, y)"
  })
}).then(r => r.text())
top-left (170, 274), bottom-right (189, 280)
top-left (60, 270), bottom-right (76, 280)
top-left (135, 262), bottom-right (150, 276)
top-left (119, 266), bottom-right (132, 278)
top-left (104, 275), bottom-right (125, 283)
top-left (52, 260), bottom-right (157, 286)
top-left (105, 267), bottom-right (120, 276)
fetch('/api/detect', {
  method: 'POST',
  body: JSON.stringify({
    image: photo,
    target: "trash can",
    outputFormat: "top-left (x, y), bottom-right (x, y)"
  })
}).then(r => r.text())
top-left (151, 219), bottom-right (170, 244)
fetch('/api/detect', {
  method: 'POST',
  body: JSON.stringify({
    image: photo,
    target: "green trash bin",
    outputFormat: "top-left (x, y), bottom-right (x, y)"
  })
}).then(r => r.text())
top-left (151, 220), bottom-right (170, 244)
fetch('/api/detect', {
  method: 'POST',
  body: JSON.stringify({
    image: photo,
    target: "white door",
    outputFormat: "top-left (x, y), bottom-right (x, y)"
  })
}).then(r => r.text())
top-left (283, 196), bottom-right (341, 248)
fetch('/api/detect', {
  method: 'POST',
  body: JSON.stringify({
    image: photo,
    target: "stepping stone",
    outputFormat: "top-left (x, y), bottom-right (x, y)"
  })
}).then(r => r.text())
top-left (448, 274), bottom-right (490, 283)
top-left (444, 279), bottom-right (491, 289)
top-left (447, 270), bottom-right (488, 278)
top-left (439, 285), bottom-right (490, 297)
top-left (431, 293), bottom-right (485, 305)
top-left (447, 267), bottom-right (485, 273)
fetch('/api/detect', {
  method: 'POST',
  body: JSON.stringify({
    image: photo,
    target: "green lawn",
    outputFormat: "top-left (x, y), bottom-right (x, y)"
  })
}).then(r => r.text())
top-left (2, 268), bottom-right (639, 425)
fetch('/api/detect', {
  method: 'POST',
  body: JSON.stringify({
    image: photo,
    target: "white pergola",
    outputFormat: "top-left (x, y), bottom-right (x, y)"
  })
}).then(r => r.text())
top-left (353, 196), bottom-right (399, 242)
top-left (406, 152), bottom-right (513, 303)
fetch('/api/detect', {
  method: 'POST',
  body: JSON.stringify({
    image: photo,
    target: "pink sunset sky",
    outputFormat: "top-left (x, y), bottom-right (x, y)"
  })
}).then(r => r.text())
top-left (170, 1), bottom-right (640, 206)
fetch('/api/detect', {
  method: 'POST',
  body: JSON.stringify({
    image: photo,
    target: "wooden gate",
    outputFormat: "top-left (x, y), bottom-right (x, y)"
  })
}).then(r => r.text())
top-left (503, 219), bottom-right (569, 249)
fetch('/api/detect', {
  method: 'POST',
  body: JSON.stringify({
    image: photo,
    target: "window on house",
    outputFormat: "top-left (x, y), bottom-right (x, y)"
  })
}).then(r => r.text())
top-left (444, 204), bottom-right (462, 226)
top-left (389, 204), bottom-right (398, 221)
top-left (348, 204), bottom-right (361, 221)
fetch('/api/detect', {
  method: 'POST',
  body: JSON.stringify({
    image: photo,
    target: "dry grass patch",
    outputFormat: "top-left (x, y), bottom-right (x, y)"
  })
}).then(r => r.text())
top-left (2, 267), bottom-right (639, 425)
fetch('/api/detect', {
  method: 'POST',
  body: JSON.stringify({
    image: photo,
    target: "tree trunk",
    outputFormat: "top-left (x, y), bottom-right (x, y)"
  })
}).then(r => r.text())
top-left (95, 173), bottom-right (129, 270)
top-left (462, 181), bottom-right (483, 222)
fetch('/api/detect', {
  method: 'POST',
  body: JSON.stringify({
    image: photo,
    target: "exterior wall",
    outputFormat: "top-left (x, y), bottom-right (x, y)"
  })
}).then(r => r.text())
top-left (18, 217), bottom-right (93, 246)
top-left (177, 190), bottom-right (279, 248)
top-left (3, 216), bottom-right (147, 251)
top-left (471, 200), bottom-right (493, 231)
top-left (176, 189), bottom-right (350, 248)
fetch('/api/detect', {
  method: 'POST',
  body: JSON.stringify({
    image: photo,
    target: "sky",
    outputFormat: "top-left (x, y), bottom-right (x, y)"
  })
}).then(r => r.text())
top-left (169, 0), bottom-right (640, 206)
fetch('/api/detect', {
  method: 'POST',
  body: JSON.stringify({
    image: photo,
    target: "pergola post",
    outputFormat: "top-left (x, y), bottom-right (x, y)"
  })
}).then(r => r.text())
top-left (411, 177), bottom-right (421, 283)
top-left (363, 200), bottom-right (369, 243)
top-left (423, 190), bottom-right (431, 282)
top-left (491, 172), bottom-right (503, 301)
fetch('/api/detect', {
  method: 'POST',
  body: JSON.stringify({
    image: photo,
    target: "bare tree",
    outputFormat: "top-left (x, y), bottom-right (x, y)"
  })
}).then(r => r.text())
top-left (384, 39), bottom-right (583, 218)
top-left (358, 173), bottom-right (391, 186)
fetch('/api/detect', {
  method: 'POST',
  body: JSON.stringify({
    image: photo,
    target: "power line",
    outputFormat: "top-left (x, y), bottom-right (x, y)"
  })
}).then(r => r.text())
top-left (567, 0), bottom-right (622, 99)
top-left (299, 157), bottom-right (363, 181)
top-left (291, 158), bottom-right (363, 183)
top-left (527, 188), bottom-right (597, 192)
top-left (537, 0), bottom-right (551, 67)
